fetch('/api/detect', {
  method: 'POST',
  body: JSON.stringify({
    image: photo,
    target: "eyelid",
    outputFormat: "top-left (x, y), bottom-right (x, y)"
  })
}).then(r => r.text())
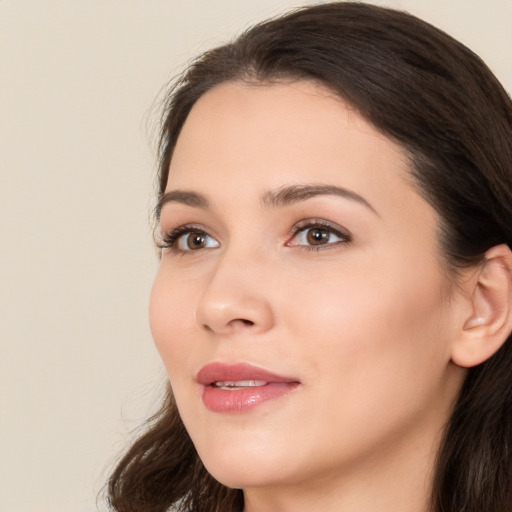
top-left (286, 218), bottom-right (352, 249)
top-left (157, 223), bottom-right (220, 252)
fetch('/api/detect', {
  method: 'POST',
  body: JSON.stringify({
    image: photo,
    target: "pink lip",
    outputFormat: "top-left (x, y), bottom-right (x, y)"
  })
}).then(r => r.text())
top-left (197, 363), bottom-right (300, 413)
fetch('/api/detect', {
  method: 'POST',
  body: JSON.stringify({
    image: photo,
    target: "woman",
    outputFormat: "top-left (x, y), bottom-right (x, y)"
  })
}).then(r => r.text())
top-left (107, 2), bottom-right (512, 511)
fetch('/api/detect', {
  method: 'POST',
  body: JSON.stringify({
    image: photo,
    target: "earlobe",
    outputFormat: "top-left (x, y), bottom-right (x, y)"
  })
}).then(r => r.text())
top-left (452, 244), bottom-right (512, 368)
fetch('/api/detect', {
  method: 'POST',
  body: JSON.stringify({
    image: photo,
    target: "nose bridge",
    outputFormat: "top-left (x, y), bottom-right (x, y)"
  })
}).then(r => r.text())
top-left (195, 241), bottom-right (275, 335)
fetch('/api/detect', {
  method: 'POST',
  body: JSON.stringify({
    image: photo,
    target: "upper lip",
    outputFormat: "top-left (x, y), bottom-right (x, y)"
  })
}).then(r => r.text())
top-left (196, 362), bottom-right (299, 386)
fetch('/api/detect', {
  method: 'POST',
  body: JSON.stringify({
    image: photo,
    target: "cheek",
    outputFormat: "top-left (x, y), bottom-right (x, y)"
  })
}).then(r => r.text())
top-left (149, 267), bottom-right (198, 377)
top-left (286, 256), bottom-right (452, 394)
top-left (276, 260), bottom-right (455, 466)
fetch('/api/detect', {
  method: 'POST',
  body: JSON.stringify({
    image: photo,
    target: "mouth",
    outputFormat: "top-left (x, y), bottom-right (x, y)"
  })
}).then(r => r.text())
top-left (197, 363), bottom-right (300, 413)
top-left (212, 380), bottom-right (269, 389)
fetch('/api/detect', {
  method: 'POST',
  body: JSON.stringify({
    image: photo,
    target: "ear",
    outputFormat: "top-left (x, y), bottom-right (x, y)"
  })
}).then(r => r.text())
top-left (451, 244), bottom-right (512, 368)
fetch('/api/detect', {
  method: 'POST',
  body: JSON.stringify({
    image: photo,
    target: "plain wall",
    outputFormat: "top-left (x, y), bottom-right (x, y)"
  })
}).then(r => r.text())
top-left (1, 1), bottom-right (511, 511)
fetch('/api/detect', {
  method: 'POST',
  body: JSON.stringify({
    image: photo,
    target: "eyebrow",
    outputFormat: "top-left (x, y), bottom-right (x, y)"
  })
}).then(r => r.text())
top-left (156, 183), bottom-right (378, 218)
top-left (261, 184), bottom-right (378, 214)
top-left (156, 190), bottom-right (209, 218)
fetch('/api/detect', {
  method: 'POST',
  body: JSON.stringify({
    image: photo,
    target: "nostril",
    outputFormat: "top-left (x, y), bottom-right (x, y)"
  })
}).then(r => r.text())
top-left (201, 319), bottom-right (254, 332)
top-left (239, 319), bottom-right (254, 326)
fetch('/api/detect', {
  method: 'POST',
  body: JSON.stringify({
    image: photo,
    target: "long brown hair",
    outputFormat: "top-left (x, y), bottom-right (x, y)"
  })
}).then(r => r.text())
top-left (107, 3), bottom-right (512, 511)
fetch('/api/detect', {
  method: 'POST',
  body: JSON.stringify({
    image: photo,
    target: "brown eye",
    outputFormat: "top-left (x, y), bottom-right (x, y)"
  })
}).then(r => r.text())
top-left (288, 222), bottom-right (350, 249)
top-left (306, 228), bottom-right (330, 245)
top-left (186, 233), bottom-right (207, 249)
top-left (175, 230), bottom-right (220, 251)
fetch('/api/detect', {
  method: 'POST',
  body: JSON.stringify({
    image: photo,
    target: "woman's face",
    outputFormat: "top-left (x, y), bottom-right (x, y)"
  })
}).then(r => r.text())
top-left (150, 81), bottom-right (465, 494)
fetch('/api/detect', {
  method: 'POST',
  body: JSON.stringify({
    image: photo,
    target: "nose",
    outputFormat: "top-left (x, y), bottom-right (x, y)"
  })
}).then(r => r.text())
top-left (195, 251), bottom-right (275, 336)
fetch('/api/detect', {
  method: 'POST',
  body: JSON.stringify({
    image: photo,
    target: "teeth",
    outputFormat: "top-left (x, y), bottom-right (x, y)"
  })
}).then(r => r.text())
top-left (213, 380), bottom-right (267, 389)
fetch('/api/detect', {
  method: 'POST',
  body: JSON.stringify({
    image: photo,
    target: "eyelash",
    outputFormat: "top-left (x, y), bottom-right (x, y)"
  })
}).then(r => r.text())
top-left (157, 219), bottom-right (352, 253)
top-left (287, 219), bottom-right (352, 251)
top-left (157, 224), bottom-right (212, 252)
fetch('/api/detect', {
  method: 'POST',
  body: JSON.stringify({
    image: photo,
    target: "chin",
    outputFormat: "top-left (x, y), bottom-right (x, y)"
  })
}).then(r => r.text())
top-left (204, 463), bottom-right (267, 490)
top-left (203, 458), bottom-right (289, 490)
top-left (193, 434), bottom-right (297, 489)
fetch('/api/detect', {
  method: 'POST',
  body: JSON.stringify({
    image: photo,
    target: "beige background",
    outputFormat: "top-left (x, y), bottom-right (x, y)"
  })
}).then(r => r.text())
top-left (1, 1), bottom-right (511, 511)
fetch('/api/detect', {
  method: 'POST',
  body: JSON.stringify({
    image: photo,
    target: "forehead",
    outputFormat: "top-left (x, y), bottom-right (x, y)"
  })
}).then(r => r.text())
top-left (168, 81), bottom-right (416, 213)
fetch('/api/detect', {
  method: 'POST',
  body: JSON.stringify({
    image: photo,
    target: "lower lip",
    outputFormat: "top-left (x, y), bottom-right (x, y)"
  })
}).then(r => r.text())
top-left (201, 382), bottom-right (299, 413)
